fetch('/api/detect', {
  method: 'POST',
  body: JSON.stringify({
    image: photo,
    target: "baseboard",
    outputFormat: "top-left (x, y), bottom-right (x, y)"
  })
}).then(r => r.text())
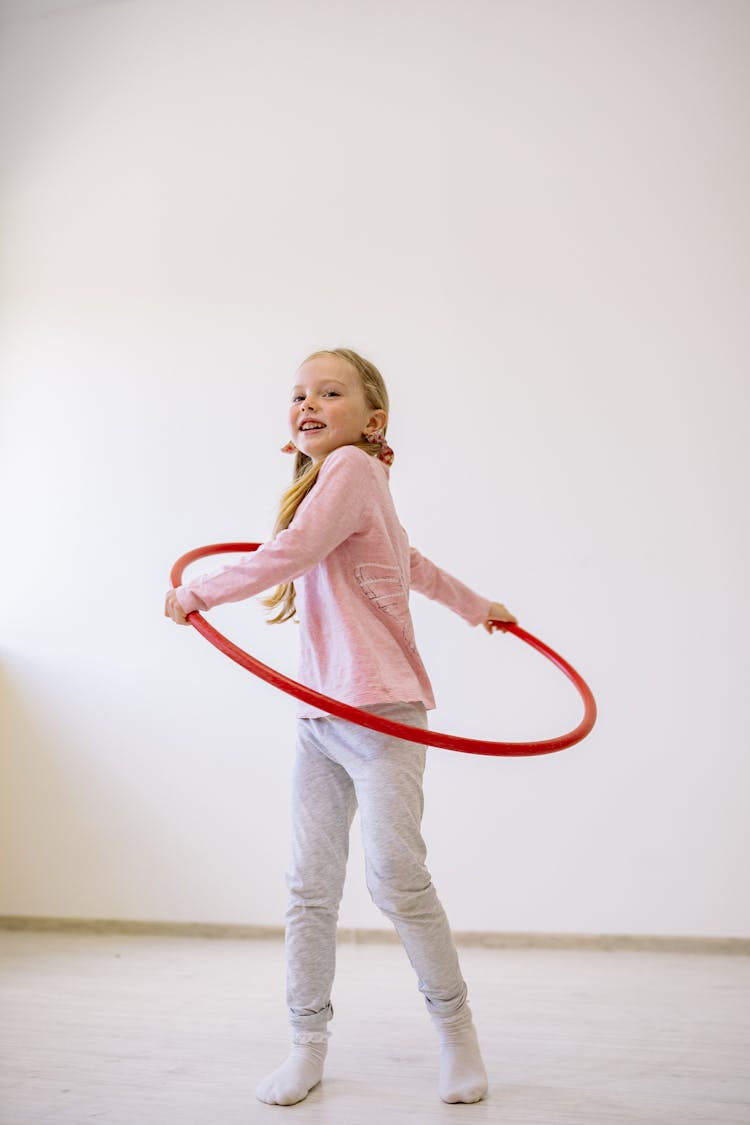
top-left (0, 915), bottom-right (748, 954)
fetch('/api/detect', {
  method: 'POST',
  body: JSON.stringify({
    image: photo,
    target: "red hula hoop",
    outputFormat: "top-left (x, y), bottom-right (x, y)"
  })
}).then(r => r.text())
top-left (171, 543), bottom-right (597, 758)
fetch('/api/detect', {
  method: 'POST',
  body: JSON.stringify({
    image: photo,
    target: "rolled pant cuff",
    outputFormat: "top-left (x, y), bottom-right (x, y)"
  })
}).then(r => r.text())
top-left (289, 1001), bottom-right (333, 1038)
top-left (424, 982), bottom-right (468, 1020)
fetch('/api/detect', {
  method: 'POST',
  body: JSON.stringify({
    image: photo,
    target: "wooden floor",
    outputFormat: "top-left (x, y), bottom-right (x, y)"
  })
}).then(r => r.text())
top-left (1, 930), bottom-right (748, 1125)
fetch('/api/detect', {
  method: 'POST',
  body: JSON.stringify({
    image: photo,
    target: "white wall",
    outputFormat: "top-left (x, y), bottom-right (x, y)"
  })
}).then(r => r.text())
top-left (1, 0), bottom-right (748, 937)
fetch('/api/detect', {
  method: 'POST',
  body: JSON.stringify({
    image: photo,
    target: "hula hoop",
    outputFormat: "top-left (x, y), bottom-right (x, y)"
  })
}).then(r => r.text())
top-left (171, 543), bottom-right (597, 758)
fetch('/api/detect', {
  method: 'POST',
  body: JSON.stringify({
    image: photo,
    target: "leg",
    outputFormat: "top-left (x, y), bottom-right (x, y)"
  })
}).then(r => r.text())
top-left (346, 704), bottom-right (466, 1016)
top-left (345, 703), bottom-right (488, 1103)
top-left (285, 720), bottom-right (356, 1036)
top-left (256, 720), bottom-right (356, 1106)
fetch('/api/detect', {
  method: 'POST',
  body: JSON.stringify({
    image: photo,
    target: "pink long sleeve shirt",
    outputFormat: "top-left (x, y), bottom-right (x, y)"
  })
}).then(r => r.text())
top-left (175, 445), bottom-right (492, 718)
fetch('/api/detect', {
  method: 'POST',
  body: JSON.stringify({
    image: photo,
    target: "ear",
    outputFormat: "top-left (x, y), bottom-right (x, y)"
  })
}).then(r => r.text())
top-left (363, 409), bottom-right (387, 437)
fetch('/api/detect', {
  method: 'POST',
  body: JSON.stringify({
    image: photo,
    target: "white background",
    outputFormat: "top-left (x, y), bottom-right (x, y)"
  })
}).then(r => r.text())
top-left (1, 0), bottom-right (748, 937)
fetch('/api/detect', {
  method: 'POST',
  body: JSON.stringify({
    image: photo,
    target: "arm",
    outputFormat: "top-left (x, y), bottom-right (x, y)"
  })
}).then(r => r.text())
top-left (169, 447), bottom-right (369, 617)
top-left (409, 546), bottom-right (517, 631)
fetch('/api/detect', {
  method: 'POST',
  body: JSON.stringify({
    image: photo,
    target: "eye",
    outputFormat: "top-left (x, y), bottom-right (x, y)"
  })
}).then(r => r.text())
top-left (291, 393), bottom-right (305, 403)
top-left (323, 391), bottom-right (340, 398)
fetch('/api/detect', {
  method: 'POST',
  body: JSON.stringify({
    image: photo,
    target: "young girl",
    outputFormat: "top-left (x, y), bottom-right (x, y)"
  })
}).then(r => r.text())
top-left (164, 348), bottom-right (516, 1106)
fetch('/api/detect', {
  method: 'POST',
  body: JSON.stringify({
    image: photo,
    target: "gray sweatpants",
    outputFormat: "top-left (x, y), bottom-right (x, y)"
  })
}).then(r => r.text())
top-left (284, 700), bottom-right (468, 1036)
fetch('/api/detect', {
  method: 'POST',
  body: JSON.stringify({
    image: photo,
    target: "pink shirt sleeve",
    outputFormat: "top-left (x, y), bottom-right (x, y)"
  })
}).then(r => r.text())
top-left (409, 546), bottom-right (491, 627)
top-left (174, 447), bottom-right (369, 615)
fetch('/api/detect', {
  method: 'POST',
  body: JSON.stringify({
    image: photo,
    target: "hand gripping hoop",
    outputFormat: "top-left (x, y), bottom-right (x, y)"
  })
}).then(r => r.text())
top-left (171, 543), bottom-right (597, 758)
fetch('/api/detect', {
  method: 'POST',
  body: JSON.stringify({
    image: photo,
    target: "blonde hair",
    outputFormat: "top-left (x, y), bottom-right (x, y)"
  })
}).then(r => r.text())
top-left (262, 348), bottom-right (390, 624)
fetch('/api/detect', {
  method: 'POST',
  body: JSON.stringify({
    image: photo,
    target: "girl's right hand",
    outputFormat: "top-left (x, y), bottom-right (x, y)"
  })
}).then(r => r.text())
top-left (164, 589), bottom-right (190, 625)
top-left (483, 601), bottom-right (518, 633)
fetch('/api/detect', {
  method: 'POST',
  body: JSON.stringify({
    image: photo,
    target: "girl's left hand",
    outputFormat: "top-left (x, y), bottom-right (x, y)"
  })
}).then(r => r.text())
top-left (484, 601), bottom-right (518, 633)
top-left (164, 589), bottom-right (190, 625)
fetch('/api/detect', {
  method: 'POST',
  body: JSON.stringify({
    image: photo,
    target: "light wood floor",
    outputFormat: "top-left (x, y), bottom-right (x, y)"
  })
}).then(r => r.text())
top-left (1, 930), bottom-right (748, 1125)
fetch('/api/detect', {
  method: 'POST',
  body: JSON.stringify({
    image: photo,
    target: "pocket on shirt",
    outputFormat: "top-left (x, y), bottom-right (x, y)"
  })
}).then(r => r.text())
top-left (354, 563), bottom-right (417, 654)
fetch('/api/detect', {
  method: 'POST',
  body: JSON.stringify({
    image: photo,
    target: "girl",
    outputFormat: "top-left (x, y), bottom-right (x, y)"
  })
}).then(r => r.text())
top-left (164, 348), bottom-right (517, 1106)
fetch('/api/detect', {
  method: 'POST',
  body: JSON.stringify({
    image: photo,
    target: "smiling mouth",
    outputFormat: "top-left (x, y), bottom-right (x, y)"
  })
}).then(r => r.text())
top-left (299, 422), bottom-right (326, 432)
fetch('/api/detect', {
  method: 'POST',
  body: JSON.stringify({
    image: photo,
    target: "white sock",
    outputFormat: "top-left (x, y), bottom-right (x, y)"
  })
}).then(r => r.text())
top-left (432, 1006), bottom-right (488, 1104)
top-left (255, 1037), bottom-right (328, 1106)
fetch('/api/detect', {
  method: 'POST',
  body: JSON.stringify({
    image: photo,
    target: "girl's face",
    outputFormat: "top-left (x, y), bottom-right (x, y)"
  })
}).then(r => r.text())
top-left (289, 356), bottom-right (386, 463)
